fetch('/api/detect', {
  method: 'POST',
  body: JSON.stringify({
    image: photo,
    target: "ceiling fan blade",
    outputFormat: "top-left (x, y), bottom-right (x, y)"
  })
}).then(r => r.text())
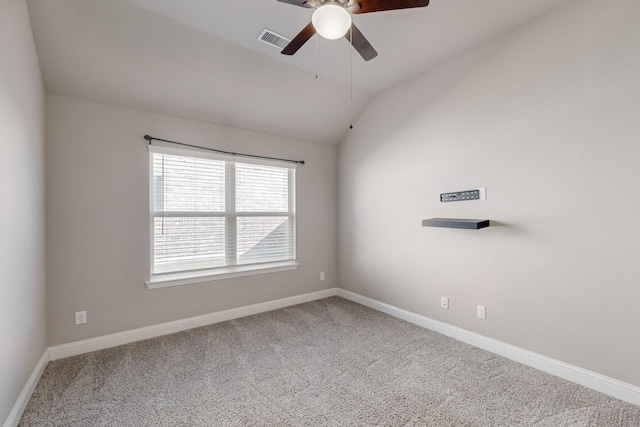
top-left (353, 0), bottom-right (429, 14)
top-left (277, 0), bottom-right (316, 8)
top-left (345, 24), bottom-right (378, 61)
top-left (281, 22), bottom-right (316, 56)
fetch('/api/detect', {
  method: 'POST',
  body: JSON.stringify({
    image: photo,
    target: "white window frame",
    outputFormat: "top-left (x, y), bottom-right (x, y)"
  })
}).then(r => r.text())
top-left (146, 145), bottom-right (298, 289)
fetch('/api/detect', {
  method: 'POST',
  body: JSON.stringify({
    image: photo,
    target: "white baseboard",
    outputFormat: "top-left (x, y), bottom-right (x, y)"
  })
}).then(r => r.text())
top-left (6, 288), bottom-right (338, 426)
top-left (49, 288), bottom-right (338, 361)
top-left (337, 289), bottom-right (640, 407)
top-left (3, 350), bottom-right (49, 427)
top-left (9, 286), bottom-right (637, 427)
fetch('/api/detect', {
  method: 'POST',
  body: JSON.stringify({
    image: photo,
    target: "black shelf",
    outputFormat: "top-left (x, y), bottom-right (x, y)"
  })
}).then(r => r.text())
top-left (422, 218), bottom-right (490, 230)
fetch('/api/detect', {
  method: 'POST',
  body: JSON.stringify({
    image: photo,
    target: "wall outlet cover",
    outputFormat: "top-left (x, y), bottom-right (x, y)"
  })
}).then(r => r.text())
top-left (477, 305), bottom-right (486, 319)
top-left (478, 187), bottom-right (487, 200)
top-left (75, 310), bottom-right (87, 325)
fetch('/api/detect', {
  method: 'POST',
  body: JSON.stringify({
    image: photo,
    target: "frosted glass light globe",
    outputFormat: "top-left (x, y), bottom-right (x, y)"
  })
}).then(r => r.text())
top-left (312, 4), bottom-right (352, 40)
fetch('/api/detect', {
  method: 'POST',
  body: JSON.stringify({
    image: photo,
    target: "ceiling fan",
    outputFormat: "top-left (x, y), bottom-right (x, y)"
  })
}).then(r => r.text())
top-left (278, 0), bottom-right (430, 61)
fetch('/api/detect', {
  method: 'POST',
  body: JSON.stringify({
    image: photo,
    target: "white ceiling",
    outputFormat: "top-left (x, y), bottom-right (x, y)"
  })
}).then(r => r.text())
top-left (27, 0), bottom-right (575, 145)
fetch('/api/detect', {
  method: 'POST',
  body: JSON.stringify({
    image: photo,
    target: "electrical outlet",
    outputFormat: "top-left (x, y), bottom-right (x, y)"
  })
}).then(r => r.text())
top-left (478, 187), bottom-right (487, 200)
top-left (477, 305), bottom-right (486, 319)
top-left (320, 272), bottom-right (325, 281)
top-left (440, 296), bottom-right (449, 310)
top-left (75, 310), bottom-right (87, 325)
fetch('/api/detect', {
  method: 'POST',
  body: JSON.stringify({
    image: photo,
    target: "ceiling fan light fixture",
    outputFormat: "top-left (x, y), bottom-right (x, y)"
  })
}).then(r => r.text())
top-left (312, 4), bottom-right (352, 40)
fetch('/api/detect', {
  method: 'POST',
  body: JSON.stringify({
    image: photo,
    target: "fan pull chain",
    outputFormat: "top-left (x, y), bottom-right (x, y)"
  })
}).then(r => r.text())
top-left (349, 25), bottom-right (353, 129)
top-left (315, 33), bottom-right (318, 79)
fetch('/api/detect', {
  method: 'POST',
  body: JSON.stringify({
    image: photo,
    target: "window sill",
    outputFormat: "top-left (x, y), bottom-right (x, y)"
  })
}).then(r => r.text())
top-left (146, 261), bottom-right (299, 289)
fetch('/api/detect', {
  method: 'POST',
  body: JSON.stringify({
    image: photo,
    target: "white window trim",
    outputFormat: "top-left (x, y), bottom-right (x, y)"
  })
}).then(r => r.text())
top-left (147, 144), bottom-right (298, 289)
top-left (145, 260), bottom-right (299, 289)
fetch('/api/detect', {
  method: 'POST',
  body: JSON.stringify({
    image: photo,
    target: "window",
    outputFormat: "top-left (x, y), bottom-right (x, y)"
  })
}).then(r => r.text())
top-left (147, 145), bottom-right (297, 288)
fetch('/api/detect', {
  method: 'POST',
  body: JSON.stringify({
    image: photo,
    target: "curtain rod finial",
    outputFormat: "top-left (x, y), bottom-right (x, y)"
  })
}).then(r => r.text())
top-left (144, 135), bottom-right (152, 142)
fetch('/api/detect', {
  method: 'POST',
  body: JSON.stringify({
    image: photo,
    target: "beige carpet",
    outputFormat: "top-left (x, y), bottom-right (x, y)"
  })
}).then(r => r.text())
top-left (20, 297), bottom-right (640, 426)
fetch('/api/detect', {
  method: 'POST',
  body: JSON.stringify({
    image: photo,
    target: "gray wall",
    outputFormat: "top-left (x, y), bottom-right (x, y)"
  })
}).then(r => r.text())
top-left (338, 0), bottom-right (640, 387)
top-left (45, 95), bottom-right (337, 346)
top-left (0, 0), bottom-right (47, 422)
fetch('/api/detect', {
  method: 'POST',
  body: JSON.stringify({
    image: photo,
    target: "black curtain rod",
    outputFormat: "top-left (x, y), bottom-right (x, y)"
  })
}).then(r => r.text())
top-left (144, 135), bottom-right (305, 165)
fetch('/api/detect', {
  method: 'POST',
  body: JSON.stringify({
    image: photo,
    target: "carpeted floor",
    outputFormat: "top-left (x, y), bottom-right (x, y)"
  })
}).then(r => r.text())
top-left (20, 297), bottom-right (640, 426)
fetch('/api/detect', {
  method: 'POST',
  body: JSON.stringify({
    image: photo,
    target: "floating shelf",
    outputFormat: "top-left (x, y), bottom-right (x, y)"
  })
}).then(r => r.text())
top-left (422, 218), bottom-right (490, 230)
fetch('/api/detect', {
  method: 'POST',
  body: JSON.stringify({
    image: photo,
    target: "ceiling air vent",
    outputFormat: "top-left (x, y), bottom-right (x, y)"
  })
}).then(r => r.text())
top-left (257, 29), bottom-right (291, 49)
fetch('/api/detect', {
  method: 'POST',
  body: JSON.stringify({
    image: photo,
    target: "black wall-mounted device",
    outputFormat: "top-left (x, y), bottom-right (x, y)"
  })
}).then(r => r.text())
top-left (440, 189), bottom-right (480, 202)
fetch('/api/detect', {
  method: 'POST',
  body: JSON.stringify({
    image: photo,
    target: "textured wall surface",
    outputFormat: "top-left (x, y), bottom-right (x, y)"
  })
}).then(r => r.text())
top-left (338, 0), bottom-right (640, 386)
top-left (45, 95), bottom-right (337, 346)
top-left (0, 0), bottom-right (47, 422)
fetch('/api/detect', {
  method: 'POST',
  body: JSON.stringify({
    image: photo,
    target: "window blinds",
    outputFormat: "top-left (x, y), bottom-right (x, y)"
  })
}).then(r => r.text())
top-left (149, 145), bottom-right (296, 276)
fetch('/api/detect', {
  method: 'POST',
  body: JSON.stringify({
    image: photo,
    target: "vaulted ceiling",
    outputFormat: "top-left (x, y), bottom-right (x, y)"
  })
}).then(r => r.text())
top-left (27, 0), bottom-right (575, 145)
